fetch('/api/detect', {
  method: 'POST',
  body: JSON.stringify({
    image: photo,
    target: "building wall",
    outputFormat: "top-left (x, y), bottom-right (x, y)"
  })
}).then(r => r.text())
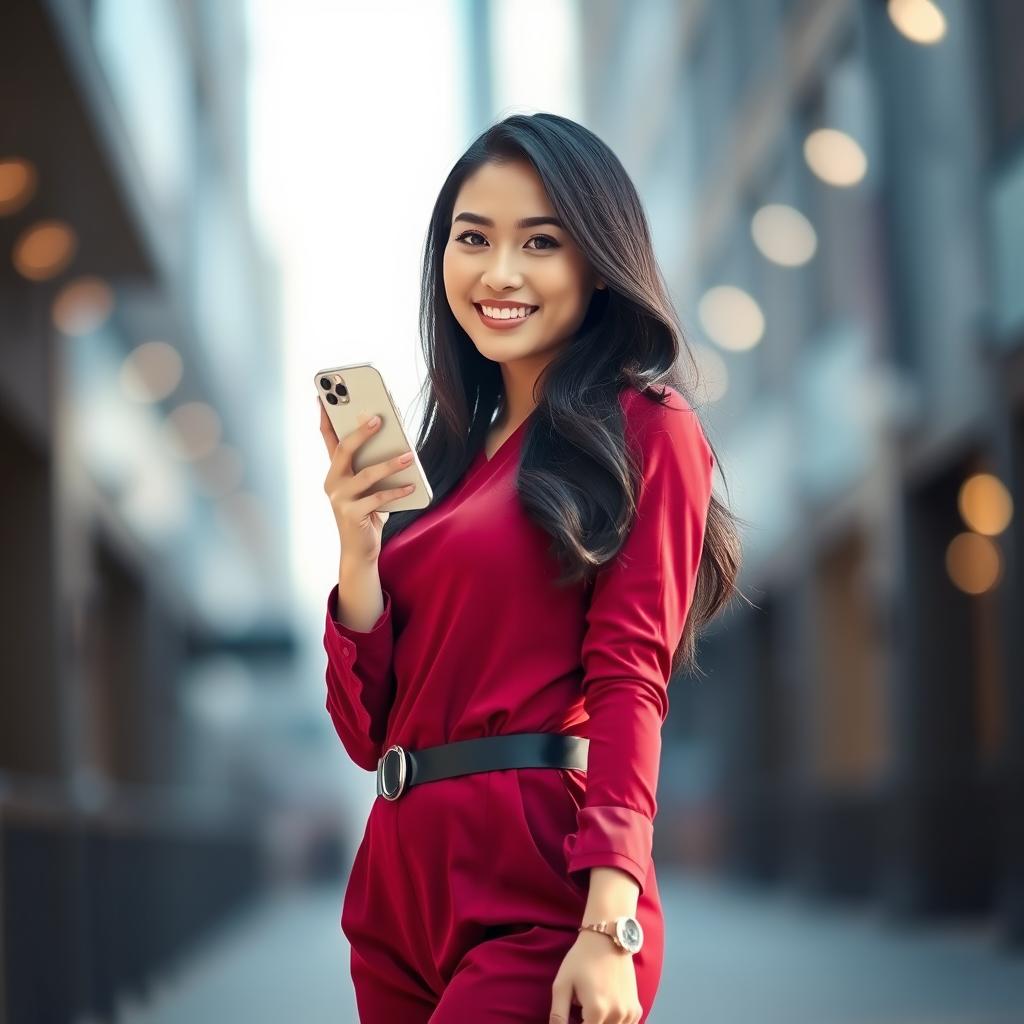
top-left (577, 0), bottom-right (1024, 945)
top-left (0, 1), bottom-right (294, 1018)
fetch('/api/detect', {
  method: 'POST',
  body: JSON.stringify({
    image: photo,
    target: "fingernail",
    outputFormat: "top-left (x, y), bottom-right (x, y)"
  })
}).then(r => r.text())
top-left (368, 415), bottom-right (380, 428)
top-left (399, 451), bottom-right (413, 462)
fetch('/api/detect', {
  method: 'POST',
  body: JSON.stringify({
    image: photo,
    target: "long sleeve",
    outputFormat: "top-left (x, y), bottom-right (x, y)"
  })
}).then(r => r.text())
top-left (564, 396), bottom-right (715, 895)
top-left (323, 583), bottom-right (397, 772)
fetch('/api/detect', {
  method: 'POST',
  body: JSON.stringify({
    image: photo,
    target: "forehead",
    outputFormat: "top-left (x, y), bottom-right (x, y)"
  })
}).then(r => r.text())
top-left (453, 160), bottom-right (554, 221)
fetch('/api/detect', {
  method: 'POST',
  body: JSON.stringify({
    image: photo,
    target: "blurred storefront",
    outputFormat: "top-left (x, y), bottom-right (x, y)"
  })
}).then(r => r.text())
top-left (0, 1), bottom-right (300, 1020)
top-left (576, 0), bottom-right (1023, 947)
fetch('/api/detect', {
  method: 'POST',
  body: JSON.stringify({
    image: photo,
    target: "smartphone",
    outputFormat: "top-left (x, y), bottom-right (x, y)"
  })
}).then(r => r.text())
top-left (314, 362), bottom-right (432, 512)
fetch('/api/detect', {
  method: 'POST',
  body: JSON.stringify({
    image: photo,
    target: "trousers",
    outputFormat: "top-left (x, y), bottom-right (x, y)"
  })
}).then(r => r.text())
top-left (340, 765), bottom-right (664, 1023)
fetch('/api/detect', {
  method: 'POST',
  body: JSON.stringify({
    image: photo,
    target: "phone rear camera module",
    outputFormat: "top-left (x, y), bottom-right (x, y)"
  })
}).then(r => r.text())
top-left (319, 377), bottom-right (332, 390)
top-left (325, 393), bottom-right (338, 405)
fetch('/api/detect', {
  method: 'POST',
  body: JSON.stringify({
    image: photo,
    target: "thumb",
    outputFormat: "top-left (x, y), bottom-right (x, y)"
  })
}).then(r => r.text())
top-left (549, 978), bottom-right (573, 1024)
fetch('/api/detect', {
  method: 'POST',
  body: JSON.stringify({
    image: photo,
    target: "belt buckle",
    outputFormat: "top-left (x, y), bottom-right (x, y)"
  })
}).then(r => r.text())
top-left (376, 744), bottom-right (408, 801)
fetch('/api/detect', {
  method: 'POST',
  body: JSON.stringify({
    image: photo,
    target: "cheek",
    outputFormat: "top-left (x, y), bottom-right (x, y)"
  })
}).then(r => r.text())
top-left (538, 280), bottom-right (588, 322)
top-left (442, 240), bottom-right (468, 277)
top-left (537, 259), bottom-right (589, 306)
top-left (442, 253), bottom-right (477, 332)
top-left (442, 244), bottom-right (455, 289)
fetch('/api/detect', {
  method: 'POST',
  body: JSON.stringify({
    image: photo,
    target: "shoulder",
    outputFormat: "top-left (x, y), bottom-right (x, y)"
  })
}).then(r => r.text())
top-left (617, 383), bottom-right (714, 472)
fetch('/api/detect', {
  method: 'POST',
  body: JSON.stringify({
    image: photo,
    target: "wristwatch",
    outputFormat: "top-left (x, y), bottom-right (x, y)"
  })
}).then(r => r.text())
top-left (578, 915), bottom-right (644, 955)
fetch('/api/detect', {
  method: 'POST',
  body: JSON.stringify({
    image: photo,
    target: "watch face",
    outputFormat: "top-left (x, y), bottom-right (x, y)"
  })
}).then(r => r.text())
top-left (616, 916), bottom-right (644, 953)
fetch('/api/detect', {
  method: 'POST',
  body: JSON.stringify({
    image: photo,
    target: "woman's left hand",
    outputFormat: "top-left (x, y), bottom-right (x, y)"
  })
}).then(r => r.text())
top-left (549, 930), bottom-right (643, 1024)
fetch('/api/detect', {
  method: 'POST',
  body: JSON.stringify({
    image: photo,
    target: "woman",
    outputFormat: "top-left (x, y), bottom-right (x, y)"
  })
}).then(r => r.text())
top-left (319, 113), bottom-right (742, 1024)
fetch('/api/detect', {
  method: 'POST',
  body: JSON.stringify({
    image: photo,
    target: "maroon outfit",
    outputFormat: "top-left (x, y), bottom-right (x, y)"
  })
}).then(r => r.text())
top-left (323, 384), bottom-right (715, 1023)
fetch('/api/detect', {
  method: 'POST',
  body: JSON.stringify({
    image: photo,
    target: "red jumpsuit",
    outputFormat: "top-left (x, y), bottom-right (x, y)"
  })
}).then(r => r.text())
top-left (323, 383), bottom-right (715, 1023)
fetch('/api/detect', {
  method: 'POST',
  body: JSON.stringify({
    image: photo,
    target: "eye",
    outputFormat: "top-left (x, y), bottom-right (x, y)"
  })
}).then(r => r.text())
top-left (454, 231), bottom-right (560, 251)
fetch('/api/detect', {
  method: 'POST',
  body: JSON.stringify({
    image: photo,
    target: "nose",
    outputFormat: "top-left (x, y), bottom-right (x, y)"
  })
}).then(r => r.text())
top-left (479, 246), bottom-right (525, 292)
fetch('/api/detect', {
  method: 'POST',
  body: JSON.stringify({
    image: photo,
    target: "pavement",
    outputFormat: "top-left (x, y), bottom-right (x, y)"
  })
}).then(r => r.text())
top-left (114, 871), bottom-right (1024, 1024)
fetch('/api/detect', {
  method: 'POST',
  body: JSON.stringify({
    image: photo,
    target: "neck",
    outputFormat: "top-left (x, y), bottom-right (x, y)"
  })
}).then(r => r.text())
top-left (496, 365), bottom-right (548, 425)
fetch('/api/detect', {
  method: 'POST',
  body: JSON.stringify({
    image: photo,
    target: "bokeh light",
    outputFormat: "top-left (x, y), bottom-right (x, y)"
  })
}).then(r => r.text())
top-left (946, 531), bottom-right (1002, 594)
top-left (119, 340), bottom-right (185, 403)
top-left (0, 156), bottom-right (38, 216)
top-left (888, 0), bottom-right (947, 46)
top-left (51, 276), bottom-right (114, 335)
top-left (698, 285), bottom-right (765, 351)
top-left (751, 203), bottom-right (818, 267)
top-left (166, 401), bottom-right (223, 460)
top-left (803, 128), bottom-right (868, 187)
top-left (13, 219), bottom-right (77, 280)
top-left (958, 472), bottom-right (1014, 536)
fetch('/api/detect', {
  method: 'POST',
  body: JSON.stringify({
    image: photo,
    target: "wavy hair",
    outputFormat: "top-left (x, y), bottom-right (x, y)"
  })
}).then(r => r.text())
top-left (382, 112), bottom-right (747, 676)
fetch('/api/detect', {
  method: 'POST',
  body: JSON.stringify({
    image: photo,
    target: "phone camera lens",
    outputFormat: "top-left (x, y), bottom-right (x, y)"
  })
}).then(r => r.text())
top-left (325, 393), bottom-right (338, 405)
top-left (335, 383), bottom-right (347, 397)
top-left (319, 377), bottom-right (331, 390)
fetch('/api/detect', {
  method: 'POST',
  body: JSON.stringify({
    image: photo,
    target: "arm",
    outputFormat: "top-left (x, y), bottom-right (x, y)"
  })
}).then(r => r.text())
top-left (566, 393), bottom-right (715, 903)
top-left (323, 557), bottom-right (397, 772)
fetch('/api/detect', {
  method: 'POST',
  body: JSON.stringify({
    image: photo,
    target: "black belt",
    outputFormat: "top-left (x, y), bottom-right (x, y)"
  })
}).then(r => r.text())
top-left (375, 732), bottom-right (589, 801)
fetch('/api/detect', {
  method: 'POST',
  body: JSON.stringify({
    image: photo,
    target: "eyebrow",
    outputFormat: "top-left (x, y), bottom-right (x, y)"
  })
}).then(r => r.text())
top-left (452, 211), bottom-right (566, 231)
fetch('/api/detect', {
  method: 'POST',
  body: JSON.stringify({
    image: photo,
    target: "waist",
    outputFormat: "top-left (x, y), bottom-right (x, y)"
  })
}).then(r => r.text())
top-left (375, 731), bottom-right (589, 801)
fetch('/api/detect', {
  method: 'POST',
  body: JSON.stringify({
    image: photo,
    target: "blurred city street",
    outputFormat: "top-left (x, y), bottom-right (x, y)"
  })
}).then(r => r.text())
top-left (118, 872), bottom-right (1024, 1024)
top-left (3, 0), bottom-right (1023, 1021)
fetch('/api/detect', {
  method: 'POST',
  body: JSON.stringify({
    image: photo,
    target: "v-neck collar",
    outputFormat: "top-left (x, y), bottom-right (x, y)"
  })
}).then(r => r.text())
top-left (472, 408), bottom-right (536, 473)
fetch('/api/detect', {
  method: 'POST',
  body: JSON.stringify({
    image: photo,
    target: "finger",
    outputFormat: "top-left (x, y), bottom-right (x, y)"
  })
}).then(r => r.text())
top-left (318, 399), bottom-right (338, 458)
top-left (549, 981), bottom-right (572, 1024)
top-left (347, 482), bottom-right (416, 521)
top-left (349, 449), bottom-right (417, 492)
top-left (328, 410), bottom-right (381, 478)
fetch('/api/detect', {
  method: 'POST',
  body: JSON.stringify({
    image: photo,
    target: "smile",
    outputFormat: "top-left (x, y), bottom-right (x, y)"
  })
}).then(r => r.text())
top-left (474, 304), bottom-right (539, 330)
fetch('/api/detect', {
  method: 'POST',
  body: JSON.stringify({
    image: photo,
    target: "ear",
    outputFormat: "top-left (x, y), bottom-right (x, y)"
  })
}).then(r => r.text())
top-left (595, 278), bottom-right (607, 291)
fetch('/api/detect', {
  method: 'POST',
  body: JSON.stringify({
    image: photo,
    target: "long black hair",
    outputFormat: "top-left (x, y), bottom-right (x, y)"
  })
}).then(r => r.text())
top-left (382, 112), bottom-right (746, 676)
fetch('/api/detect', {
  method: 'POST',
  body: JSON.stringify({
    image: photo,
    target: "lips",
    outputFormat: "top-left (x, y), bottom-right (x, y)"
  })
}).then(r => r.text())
top-left (473, 303), bottom-right (539, 330)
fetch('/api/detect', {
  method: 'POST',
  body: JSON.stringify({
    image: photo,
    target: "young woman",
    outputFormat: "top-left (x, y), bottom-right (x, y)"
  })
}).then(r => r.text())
top-left (319, 113), bottom-right (742, 1024)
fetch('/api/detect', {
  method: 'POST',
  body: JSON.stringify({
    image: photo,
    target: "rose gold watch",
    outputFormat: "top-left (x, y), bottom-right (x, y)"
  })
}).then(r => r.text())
top-left (577, 915), bottom-right (644, 955)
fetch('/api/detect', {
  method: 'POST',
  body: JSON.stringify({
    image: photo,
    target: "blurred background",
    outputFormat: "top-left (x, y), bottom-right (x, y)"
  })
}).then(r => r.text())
top-left (2, 0), bottom-right (1023, 1021)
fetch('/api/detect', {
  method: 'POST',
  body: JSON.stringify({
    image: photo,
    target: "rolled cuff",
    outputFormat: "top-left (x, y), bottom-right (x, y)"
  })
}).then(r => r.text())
top-left (564, 804), bottom-right (654, 894)
top-left (325, 582), bottom-right (393, 647)
top-left (323, 583), bottom-right (396, 771)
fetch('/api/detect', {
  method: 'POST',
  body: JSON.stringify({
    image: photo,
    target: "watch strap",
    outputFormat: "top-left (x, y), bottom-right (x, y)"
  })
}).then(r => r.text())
top-left (578, 919), bottom-right (632, 953)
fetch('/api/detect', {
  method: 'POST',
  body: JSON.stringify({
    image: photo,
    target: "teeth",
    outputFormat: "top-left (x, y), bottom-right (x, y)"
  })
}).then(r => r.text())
top-left (480, 304), bottom-right (536, 320)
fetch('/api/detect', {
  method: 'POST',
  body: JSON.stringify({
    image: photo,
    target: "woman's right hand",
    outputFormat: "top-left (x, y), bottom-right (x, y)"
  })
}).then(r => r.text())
top-left (320, 400), bottom-right (416, 565)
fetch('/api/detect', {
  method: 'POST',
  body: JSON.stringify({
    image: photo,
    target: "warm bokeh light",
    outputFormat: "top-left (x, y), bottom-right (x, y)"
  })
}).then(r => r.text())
top-left (51, 276), bottom-right (115, 335)
top-left (751, 203), bottom-right (818, 266)
top-left (194, 444), bottom-right (246, 498)
top-left (0, 156), bottom-right (38, 216)
top-left (698, 285), bottom-right (765, 351)
top-left (887, 0), bottom-right (947, 45)
top-left (119, 340), bottom-right (184, 403)
top-left (688, 343), bottom-right (729, 404)
top-left (803, 128), bottom-right (868, 187)
top-left (945, 531), bottom-right (1002, 594)
top-left (166, 401), bottom-right (223, 460)
top-left (958, 472), bottom-right (1014, 536)
top-left (13, 219), bottom-right (78, 280)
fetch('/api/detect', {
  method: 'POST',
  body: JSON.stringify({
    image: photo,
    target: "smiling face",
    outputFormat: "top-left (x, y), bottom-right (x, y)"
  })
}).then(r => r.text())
top-left (443, 159), bottom-right (605, 372)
